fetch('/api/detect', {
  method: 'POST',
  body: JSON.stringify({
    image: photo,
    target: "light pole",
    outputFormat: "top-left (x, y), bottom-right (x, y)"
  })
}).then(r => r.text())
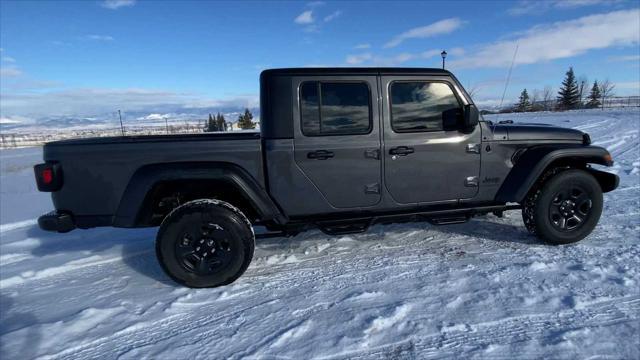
top-left (441, 50), bottom-right (447, 70)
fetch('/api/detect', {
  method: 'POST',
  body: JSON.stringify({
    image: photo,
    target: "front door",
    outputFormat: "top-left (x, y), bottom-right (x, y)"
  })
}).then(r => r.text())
top-left (293, 76), bottom-right (382, 209)
top-left (381, 76), bottom-right (481, 205)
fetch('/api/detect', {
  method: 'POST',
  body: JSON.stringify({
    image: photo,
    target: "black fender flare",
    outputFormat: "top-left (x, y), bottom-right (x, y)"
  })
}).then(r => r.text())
top-left (113, 162), bottom-right (286, 227)
top-left (495, 145), bottom-right (618, 203)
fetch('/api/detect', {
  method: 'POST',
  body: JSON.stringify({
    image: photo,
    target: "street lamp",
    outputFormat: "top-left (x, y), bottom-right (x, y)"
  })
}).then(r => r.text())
top-left (441, 50), bottom-right (447, 70)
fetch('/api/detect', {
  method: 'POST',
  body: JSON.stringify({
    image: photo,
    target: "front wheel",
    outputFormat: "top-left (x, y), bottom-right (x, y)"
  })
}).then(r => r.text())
top-left (156, 199), bottom-right (255, 288)
top-left (523, 169), bottom-right (603, 245)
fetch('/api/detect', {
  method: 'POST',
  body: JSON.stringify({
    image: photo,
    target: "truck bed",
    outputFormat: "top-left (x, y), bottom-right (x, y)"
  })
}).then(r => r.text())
top-left (43, 132), bottom-right (265, 225)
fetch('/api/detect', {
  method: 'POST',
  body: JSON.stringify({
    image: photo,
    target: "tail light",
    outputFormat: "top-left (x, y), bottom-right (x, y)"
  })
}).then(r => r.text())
top-left (34, 163), bottom-right (63, 192)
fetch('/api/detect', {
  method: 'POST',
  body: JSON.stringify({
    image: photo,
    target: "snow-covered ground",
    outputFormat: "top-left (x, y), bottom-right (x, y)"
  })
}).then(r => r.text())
top-left (1, 108), bottom-right (638, 359)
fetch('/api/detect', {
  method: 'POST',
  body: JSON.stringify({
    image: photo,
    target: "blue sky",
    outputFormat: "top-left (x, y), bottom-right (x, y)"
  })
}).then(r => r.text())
top-left (1, 0), bottom-right (639, 122)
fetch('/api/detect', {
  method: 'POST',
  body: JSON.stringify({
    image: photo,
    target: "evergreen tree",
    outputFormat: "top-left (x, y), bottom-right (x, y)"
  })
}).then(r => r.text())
top-left (205, 113), bottom-right (218, 132)
top-left (237, 108), bottom-right (256, 130)
top-left (517, 88), bottom-right (531, 112)
top-left (216, 113), bottom-right (227, 131)
top-left (557, 67), bottom-right (580, 110)
top-left (586, 80), bottom-right (601, 108)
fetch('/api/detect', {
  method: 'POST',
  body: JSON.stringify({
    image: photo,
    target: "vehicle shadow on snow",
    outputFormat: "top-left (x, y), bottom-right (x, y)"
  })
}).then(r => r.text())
top-left (442, 216), bottom-right (540, 245)
top-left (0, 293), bottom-right (41, 359)
top-left (23, 216), bottom-right (536, 287)
top-left (26, 226), bottom-right (177, 287)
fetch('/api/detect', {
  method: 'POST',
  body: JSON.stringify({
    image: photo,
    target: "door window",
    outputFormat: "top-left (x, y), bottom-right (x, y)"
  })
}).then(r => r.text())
top-left (300, 82), bottom-right (371, 136)
top-left (390, 82), bottom-right (461, 132)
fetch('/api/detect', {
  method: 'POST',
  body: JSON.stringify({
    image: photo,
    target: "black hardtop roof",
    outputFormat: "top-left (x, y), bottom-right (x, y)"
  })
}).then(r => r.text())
top-left (261, 67), bottom-right (452, 77)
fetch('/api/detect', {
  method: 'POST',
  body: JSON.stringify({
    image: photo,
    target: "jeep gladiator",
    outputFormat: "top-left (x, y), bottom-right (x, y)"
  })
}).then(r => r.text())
top-left (34, 68), bottom-right (619, 287)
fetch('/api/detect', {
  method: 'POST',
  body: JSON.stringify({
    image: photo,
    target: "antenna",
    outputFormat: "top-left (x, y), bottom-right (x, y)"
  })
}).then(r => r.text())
top-left (494, 44), bottom-right (518, 128)
top-left (164, 116), bottom-right (169, 134)
top-left (498, 44), bottom-right (519, 111)
top-left (118, 110), bottom-right (125, 136)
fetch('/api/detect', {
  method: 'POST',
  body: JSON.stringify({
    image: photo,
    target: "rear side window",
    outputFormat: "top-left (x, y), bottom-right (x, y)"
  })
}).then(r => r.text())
top-left (300, 82), bottom-right (371, 136)
top-left (390, 82), bottom-right (461, 132)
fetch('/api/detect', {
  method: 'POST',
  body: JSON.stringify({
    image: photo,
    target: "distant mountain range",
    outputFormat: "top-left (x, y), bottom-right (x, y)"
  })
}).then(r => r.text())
top-left (0, 106), bottom-right (261, 133)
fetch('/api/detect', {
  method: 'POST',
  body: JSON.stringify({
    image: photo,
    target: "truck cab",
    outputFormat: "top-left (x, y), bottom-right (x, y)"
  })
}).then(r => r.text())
top-left (261, 68), bottom-right (482, 219)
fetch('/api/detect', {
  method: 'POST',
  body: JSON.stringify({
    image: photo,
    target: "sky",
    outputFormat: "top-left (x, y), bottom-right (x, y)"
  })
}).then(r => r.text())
top-left (0, 0), bottom-right (639, 124)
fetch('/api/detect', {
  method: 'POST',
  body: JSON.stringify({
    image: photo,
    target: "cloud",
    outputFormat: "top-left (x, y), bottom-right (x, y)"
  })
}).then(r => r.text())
top-left (448, 47), bottom-right (465, 56)
top-left (384, 18), bottom-right (464, 48)
top-left (0, 86), bottom-right (259, 118)
top-left (508, 0), bottom-right (619, 16)
top-left (0, 67), bottom-right (22, 77)
top-left (346, 53), bottom-right (373, 65)
top-left (323, 10), bottom-right (342, 22)
top-left (450, 9), bottom-right (640, 69)
top-left (100, 0), bottom-right (136, 10)
top-left (2, 56), bottom-right (16, 63)
top-left (345, 48), bottom-right (445, 66)
top-left (608, 54), bottom-right (640, 62)
top-left (86, 35), bottom-right (115, 41)
top-left (615, 81), bottom-right (640, 95)
top-left (295, 10), bottom-right (314, 24)
top-left (307, 1), bottom-right (325, 7)
top-left (354, 43), bottom-right (371, 50)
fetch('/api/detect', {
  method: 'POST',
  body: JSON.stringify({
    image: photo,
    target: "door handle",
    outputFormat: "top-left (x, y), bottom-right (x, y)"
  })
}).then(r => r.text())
top-left (389, 146), bottom-right (414, 156)
top-left (307, 150), bottom-right (334, 160)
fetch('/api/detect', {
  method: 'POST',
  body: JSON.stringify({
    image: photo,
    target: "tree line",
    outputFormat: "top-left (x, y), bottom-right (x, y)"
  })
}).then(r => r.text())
top-left (204, 108), bottom-right (257, 132)
top-left (512, 67), bottom-right (615, 113)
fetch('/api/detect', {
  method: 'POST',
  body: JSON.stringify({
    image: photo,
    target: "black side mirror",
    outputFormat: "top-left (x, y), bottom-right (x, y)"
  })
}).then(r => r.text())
top-left (463, 104), bottom-right (479, 129)
top-left (442, 108), bottom-right (462, 131)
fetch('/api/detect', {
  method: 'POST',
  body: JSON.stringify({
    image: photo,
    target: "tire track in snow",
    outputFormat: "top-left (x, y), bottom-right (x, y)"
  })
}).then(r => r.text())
top-left (339, 296), bottom-right (640, 359)
top-left (43, 297), bottom-right (281, 360)
top-left (0, 249), bottom-right (153, 289)
top-left (0, 219), bottom-right (37, 233)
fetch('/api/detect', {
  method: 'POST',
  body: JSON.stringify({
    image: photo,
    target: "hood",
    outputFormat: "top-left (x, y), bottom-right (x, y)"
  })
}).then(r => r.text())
top-left (493, 122), bottom-right (586, 142)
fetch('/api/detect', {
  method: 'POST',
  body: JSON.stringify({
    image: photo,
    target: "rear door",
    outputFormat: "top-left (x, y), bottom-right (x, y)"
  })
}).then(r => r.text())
top-left (292, 76), bottom-right (382, 208)
top-left (381, 76), bottom-right (481, 204)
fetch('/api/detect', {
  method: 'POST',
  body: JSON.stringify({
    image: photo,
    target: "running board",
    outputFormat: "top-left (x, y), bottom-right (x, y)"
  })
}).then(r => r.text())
top-left (427, 214), bottom-right (470, 225)
top-left (316, 219), bottom-right (372, 236)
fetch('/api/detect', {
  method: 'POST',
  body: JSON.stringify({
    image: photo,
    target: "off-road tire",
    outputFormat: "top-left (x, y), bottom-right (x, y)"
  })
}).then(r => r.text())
top-left (523, 169), bottom-right (603, 245)
top-left (521, 167), bottom-right (564, 235)
top-left (156, 199), bottom-right (255, 288)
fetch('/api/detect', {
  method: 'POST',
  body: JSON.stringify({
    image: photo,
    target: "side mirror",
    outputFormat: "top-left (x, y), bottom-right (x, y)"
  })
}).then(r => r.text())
top-left (463, 104), bottom-right (479, 129)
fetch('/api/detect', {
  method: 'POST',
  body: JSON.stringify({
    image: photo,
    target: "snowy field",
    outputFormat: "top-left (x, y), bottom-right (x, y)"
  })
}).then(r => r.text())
top-left (1, 108), bottom-right (638, 359)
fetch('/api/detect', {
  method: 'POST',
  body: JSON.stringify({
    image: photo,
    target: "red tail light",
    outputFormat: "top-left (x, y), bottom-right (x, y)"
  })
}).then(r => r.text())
top-left (34, 163), bottom-right (62, 191)
top-left (42, 168), bottom-right (53, 185)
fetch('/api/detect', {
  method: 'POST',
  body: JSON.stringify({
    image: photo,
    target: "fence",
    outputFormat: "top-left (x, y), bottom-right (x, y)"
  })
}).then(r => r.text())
top-left (0, 123), bottom-right (223, 149)
top-left (601, 96), bottom-right (640, 108)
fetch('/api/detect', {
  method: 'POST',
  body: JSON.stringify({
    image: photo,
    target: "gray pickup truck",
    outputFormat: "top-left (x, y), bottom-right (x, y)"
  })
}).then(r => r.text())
top-left (34, 68), bottom-right (619, 287)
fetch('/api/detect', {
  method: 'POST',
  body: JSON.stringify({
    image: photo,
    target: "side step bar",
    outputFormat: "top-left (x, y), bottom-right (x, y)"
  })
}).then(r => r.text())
top-left (316, 219), bottom-right (373, 236)
top-left (427, 214), bottom-right (470, 225)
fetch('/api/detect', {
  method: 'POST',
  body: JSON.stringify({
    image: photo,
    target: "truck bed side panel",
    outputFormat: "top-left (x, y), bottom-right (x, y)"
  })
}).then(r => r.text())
top-left (44, 135), bottom-right (264, 219)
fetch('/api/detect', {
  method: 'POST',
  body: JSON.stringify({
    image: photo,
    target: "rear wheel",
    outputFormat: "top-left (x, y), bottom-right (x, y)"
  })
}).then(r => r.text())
top-left (523, 169), bottom-right (603, 245)
top-left (156, 199), bottom-right (254, 288)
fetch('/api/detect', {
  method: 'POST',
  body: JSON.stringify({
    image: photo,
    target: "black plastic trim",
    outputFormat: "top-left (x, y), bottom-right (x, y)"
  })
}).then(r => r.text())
top-left (113, 162), bottom-right (287, 227)
top-left (495, 145), bottom-right (614, 203)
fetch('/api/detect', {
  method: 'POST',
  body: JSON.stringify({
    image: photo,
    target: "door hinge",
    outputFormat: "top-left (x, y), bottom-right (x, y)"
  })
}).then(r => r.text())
top-left (364, 149), bottom-right (380, 160)
top-left (465, 176), bottom-right (479, 187)
top-left (364, 183), bottom-right (380, 194)
top-left (466, 143), bottom-right (481, 154)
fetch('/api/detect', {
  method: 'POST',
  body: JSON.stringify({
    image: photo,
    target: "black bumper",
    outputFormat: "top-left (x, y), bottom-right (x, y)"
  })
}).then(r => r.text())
top-left (38, 211), bottom-right (76, 233)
